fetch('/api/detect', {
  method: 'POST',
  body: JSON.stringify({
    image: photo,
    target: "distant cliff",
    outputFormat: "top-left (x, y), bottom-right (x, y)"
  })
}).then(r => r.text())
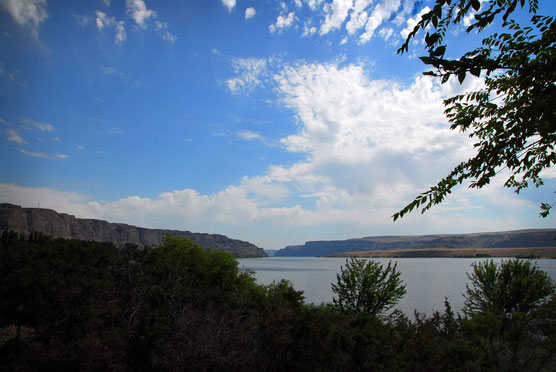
top-left (276, 229), bottom-right (556, 257)
top-left (0, 203), bottom-right (266, 257)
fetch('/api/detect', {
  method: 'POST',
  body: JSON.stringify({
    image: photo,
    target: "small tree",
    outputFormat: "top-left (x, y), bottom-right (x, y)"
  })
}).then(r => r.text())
top-left (331, 258), bottom-right (406, 317)
top-left (463, 259), bottom-right (555, 318)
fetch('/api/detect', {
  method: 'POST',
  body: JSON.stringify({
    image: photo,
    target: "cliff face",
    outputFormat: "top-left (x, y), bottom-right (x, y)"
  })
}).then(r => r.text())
top-left (276, 229), bottom-right (556, 257)
top-left (0, 203), bottom-right (266, 257)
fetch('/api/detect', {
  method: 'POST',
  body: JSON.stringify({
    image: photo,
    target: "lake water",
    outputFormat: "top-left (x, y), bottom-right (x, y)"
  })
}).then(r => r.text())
top-left (238, 257), bottom-right (556, 316)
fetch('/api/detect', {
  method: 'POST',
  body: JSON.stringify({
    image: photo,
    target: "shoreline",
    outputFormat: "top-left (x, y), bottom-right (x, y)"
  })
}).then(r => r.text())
top-left (328, 247), bottom-right (556, 259)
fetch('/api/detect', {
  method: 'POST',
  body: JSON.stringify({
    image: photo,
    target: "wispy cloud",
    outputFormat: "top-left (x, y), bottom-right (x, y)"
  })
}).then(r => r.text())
top-left (21, 117), bottom-right (53, 131)
top-left (237, 130), bottom-right (264, 141)
top-left (155, 21), bottom-right (177, 43)
top-left (226, 57), bottom-right (268, 94)
top-left (18, 148), bottom-right (67, 159)
top-left (101, 66), bottom-right (138, 87)
top-left (0, 0), bottom-right (48, 37)
top-left (5, 128), bottom-right (26, 144)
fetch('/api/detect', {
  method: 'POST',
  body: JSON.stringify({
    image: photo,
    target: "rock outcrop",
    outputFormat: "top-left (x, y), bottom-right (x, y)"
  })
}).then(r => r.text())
top-left (275, 229), bottom-right (556, 256)
top-left (0, 203), bottom-right (266, 257)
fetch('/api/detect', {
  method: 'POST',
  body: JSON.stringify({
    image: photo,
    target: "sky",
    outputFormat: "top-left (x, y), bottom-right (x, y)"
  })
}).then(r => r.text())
top-left (1, 0), bottom-right (555, 250)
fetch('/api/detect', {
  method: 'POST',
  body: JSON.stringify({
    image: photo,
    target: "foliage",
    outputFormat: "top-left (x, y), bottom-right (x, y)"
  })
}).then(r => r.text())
top-left (463, 258), bottom-right (555, 318)
top-left (264, 279), bottom-right (305, 309)
top-left (394, 0), bottom-right (556, 220)
top-left (331, 258), bottom-right (406, 317)
top-left (2, 234), bottom-right (556, 371)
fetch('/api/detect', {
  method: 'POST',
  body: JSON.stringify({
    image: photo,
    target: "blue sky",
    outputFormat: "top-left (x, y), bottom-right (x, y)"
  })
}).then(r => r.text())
top-left (1, 0), bottom-right (555, 249)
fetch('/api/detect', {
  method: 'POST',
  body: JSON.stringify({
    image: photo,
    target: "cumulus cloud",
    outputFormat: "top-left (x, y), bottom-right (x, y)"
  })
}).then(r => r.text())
top-left (245, 7), bottom-right (256, 19)
top-left (269, 11), bottom-right (295, 33)
top-left (95, 10), bottom-right (127, 44)
top-left (226, 57), bottom-right (267, 94)
top-left (320, 0), bottom-right (351, 35)
top-left (272, 61), bottom-right (486, 214)
top-left (3, 60), bottom-right (543, 249)
top-left (0, 0), bottom-right (48, 36)
top-left (126, 0), bottom-right (156, 28)
top-left (221, 0), bottom-right (236, 12)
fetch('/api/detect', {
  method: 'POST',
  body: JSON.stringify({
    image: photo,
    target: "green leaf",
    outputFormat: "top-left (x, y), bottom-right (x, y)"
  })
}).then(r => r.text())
top-left (457, 70), bottom-right (466, 83)
top-left (433, 45), bottom-right (446, 56)
top-left (470, 67), bottom-right (481, 77)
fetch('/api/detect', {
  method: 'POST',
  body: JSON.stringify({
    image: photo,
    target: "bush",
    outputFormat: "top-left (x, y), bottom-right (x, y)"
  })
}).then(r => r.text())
top-left (331, 258), bottom-right (406, 317)
top-left (463, 259), bottom-right (555, 318)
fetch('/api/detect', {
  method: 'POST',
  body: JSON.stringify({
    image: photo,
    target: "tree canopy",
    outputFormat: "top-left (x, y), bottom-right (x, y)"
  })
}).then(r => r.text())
top-left (393, 0), bottom-right (556, 220)
top-left (331, 258), bottom-right (406, 317)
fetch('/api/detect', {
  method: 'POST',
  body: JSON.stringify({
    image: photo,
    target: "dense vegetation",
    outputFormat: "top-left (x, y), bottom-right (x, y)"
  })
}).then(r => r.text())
top-left (1, 232), bottom-right (555, 371)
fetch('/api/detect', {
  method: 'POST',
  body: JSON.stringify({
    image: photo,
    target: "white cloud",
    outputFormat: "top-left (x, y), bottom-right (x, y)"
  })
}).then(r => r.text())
top-left (95, 10), bottom-right (127, 44)
top-left (126, 0), bottom-right (156, 28)
top-left (359, 0), bottom-right (401, 44)
top-left (226, 57), bottom-right (267, 94)
top-left (245, 7), bottom-right (256, 19)
top-left (77, 145), bottom-right (84, 150)
top-left (295, 0), bottom-right (303, 7)
top-left (3, 60), bottom-right (546, 249)
top-left (305, 0), bottom-right (323, 11)
top-left (237, 130), bottom-right (263, 141)
top-left (400, 6), bottom-right (430, 39)
top-left (103, 0), bottom-right (111, 6)
top-left (95, 10), bottom-right (112, 30)
top-left (378, 26), bottom-right (393, 41)
top-left (17, 148), bottom-right (67, 159)
top-left (0, 0), bottom-right (48, 36)
top-left (155, 21), bottom-right (177, 43)
top-left (115, 20), bottom-right (126, 44)
top-left (21, 117), bottom-right (53, 131)
top-left (273, 62), bottom-right (484, 207)
top-left (5, 128), bottom-right (26, 144)
top-left (320, 0), bottom-right (351, 35)
top-left (302, 22), bottom-right (317, 36)
top-left (269, 11), bottom-right (295, 34)
top-left (221, 0), bottom-right (236, 12)
top-left (74, 14), bottom-right (92, 27)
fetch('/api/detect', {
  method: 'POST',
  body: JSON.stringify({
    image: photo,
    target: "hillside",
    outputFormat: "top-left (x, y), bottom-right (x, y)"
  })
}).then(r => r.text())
top-left (0, 203), bottom-right (266, 257)
top-left (275, 229), bottom-right (556, 257)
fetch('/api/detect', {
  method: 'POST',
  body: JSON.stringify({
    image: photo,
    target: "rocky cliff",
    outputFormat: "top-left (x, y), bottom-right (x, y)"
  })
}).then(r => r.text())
top-left (276, 229), bottom-right (556, 256)
top-left (0, 203), bottom-right (266, 257)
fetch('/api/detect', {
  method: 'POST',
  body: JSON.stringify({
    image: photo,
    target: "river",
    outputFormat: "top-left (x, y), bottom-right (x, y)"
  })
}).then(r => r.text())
top-left (237, 257), bottom-right (556, 316)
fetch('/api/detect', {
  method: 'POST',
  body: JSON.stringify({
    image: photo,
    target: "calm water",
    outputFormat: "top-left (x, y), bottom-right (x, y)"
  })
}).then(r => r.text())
top-left (238, 257), bottom-right (556, 316)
